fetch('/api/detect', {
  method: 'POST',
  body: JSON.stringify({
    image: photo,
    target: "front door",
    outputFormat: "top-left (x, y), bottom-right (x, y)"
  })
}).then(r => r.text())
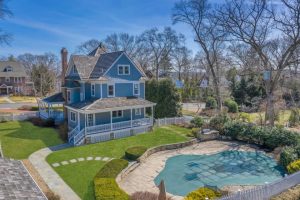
top-left (0, 88), bottom-right (7, 95)
top-left (87, 114), bottom-right (94, 127)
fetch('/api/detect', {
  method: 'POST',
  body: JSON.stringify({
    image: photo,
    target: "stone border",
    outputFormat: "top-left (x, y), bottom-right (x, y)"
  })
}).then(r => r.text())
top-left (117, 139), bottom-right (198, 182)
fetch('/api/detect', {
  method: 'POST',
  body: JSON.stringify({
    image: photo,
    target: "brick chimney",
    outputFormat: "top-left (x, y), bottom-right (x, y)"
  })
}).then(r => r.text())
top-left (61, 48), bottom-right (68, 86)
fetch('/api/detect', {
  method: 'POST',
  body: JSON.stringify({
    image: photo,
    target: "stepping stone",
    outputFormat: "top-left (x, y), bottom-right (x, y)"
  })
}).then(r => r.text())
top-left (61, 161), bottom-right (69, 165)
top-left (102, 157), bottom-right (110, 161)
top-left (78, 158), bottom-right (85, 162)
top-left (95, 157), bottom-right (102, 161)
top-left (86, 157), bottom-right (93, 161)
top-left (52, 163), bottom-right (60, 167)
top-left (70, 159), bottom-right (77, 163)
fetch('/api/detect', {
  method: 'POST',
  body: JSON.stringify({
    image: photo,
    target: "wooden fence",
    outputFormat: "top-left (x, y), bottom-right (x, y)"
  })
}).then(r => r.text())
top-left (0, 112), bottom-right (38, 122)
top-left (219, 171), bottom-right (300, 200)
top-left (155, 117), bottom-right (186, 126)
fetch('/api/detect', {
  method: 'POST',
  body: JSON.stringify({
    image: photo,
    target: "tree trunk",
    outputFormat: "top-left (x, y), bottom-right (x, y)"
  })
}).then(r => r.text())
top-left (156, 64), bottom-right (159, 81)
top-left (213, 79), bottom-right (222, 112)
top-left (265, 90), bottom-right (275, 126)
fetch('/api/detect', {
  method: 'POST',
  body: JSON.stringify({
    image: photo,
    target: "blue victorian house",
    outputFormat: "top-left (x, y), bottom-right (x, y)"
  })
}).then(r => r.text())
top-left (39, 45), bottom-right (155, 146)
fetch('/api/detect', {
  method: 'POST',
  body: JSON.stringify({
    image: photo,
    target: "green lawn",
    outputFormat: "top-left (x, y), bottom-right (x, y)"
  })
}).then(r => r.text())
top-left (46, 125), bottom-right (190, 200)
top-left (0, 121), bottom-right (63, 159)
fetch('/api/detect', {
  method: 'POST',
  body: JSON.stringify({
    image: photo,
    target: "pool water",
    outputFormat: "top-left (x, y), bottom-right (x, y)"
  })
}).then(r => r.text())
top-left (154, 151), bottom-right (285, 196)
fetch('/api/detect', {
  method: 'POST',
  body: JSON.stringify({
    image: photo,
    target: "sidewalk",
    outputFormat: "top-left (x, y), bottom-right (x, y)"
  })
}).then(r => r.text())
top-left (29, 148), bottom-right (80, 200)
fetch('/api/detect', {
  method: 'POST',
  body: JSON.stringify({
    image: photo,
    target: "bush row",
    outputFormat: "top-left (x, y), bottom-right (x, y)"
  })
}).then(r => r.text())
top-left (94, 159), bottom-right (129, 200)
top-left (28, 117), bottom-right (55, 127)
top-left (184, 187), bottom-right (221, 200)
top-left (125, 146), bottom-right (147, 161)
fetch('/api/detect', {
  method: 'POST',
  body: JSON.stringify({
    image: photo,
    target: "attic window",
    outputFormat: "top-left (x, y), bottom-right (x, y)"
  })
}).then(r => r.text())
top-left (3, 66), bottom-right (12, 72)
top-left (118, 65), bottom-right (130, 75)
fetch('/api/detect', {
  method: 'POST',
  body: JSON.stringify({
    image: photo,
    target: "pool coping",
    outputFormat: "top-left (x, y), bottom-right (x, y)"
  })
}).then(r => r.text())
top-left (117, 140), bottom-right (273, 199)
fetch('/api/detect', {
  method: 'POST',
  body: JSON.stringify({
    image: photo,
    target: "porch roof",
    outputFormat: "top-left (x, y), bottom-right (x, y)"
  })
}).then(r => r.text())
top-left (42, 92), bottom-right (65, 103)
top-left (67, 97), bottom-right (155, 111)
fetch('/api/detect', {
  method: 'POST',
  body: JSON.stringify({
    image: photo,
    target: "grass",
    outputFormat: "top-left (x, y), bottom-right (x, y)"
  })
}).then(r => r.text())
top-left (0, 97), bottom-right (8, 103)
top-left (9, 96), bottom-right (37, 103)
top-left (46, 126), bottom-right (190, 199)
top-left (182, 109), bottom-right (197, 116)
top-left (247, 110), bottom-right (292, 125)
top-left (0, 121), bottom-right (63, 159)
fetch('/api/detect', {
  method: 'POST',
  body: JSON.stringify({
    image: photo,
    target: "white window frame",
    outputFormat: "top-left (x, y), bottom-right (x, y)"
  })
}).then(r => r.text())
top-left (91, 83), bottom-right (95, 97)
top-left (133, 83), bottom-right (139, 96)
top-left (87, 114), bottom-right (94, 127)
top-left (108, 84), bottom-right (115, 97)
top-left (70, 111), bottom-right (76, 122)
top-left (117, 65), bottom-right (130, 75)
top-left (5, 77), bottom-right (10, 82)
top-left (67, 90), bottom-right (71, 102)
top-left (112, 110), bottom-right (123, 118)
top-left (135, 108), bottom-right (141, 115)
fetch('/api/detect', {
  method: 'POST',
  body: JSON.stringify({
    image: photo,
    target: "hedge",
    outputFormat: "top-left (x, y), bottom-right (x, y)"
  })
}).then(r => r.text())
top-left (224, 99), bottom-right (238, 113)
top-left (287, 159), bottom-right (300, 174)
top-left (205, 97), bottom-right (217, 109)
top-left (184, 187), bottom-right (221, 200)
top-left (190, 116), bottom-right (204, 128)
top-left (94, 159), bottom-right (129, 200)
top-left (125, 146), bottom-right (147, 161)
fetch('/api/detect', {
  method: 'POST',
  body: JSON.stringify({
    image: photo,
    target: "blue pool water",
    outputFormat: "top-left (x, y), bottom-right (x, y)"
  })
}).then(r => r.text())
top-left (154, 151), bottom-right (285, 196)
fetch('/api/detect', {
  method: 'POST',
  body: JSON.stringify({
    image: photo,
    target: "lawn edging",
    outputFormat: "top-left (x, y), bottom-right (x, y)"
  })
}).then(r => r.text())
top-left (117, 138), bottom-right (197, 182)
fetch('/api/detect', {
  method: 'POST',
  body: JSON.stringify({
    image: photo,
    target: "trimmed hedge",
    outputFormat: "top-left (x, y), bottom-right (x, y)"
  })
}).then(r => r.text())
top-left (191, 116), bottom-right (204, 128)
top-left (287, 159), bottom-right (300, 174)
top-left (125, 146), bottom-right (147, 160)
top-left (184, 187), bottom-right (221, 200)
top-left (224, 99), bottom-right (238, 113)
top-left (94, 159), bottom-right (129, 200)
top-left (205, 97), bottom-right (217, 109)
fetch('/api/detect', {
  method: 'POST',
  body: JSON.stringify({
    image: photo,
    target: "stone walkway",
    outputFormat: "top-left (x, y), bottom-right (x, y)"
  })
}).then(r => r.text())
top-left (118, 141), bottom-right (262, 200)
top-left (29, 148), bottom-right (81, 200)
top-left (51, 156), bottom-right (113, 167)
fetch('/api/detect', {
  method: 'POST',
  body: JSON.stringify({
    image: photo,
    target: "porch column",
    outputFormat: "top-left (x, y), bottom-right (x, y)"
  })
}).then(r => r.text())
top-left (130, 109), bottom-right (133, 127)
top-left (77, 112), bottom-right (80, 130)
top-left (110, 111), bottom-right (113, 131)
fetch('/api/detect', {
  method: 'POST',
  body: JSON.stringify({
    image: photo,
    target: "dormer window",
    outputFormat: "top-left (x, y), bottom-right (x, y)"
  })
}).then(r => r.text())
top-left (3, 66), bottom-right (12, 72)
top-left (118, 65), bottom-right (130, 75)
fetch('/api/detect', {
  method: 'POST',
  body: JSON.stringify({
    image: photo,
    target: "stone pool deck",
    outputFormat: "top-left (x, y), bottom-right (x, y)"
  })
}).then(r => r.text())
top-left (117, 140), bottom-right (263, 200)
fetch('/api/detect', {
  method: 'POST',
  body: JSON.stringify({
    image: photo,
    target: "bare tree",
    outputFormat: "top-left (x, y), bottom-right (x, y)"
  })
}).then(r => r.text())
top-left (139, 27), bottom-right (184, 80)
top-left (171, 46), bottom-right (192, 81)
top-left (76, 39), bottom-right (101, 54)
top-left (217, 0), bottom-right (300, 126)
top-left (0, 0), bottom-right (12, 45)
top-left (172, 0), bottom-right (226, 111)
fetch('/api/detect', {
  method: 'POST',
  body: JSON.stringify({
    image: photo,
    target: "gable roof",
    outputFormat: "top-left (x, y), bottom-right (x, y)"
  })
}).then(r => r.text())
top-left (69, 55), bottom-right (98, 79)
top-left (0, 61), bottom-right (27, 77)
top-left (43, 92), bottom-right (65, 103)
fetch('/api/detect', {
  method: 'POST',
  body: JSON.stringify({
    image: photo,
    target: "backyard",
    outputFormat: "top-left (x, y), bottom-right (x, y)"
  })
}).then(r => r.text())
top-left (46, 125), bottom-right (191, 200)
top-left (0, 121), bottom-right (63, 159)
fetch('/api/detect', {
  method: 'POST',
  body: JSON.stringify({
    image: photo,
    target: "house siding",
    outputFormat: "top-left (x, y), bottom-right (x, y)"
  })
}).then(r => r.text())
top-left (95, 84), bottom-right (101, 98)
top-left (95, 112), bottom-right (111, 125)
top-left (102, 84), bottom-right (107, 98)
top-left (140, 83), bottom-right (145, 98)
top-left (85, 82), bottom-right (91, 100)
top-left (105, 54), bottom-right (142, 81)
top-left (115, 83), bottom-right (133, 97)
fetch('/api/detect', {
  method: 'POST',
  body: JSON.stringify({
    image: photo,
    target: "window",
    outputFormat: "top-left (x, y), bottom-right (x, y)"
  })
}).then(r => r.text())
top-left (5, 77), bottom-right (10, 82)
top-left (108, 84), bottom-right (114, 97)
top-left (18, 77), bottom-right (22, 83)
top-left (118, 65), bottom-right (130, 75)
top-left (3, 66), bottom-right (12, 72)
top-left (67, 90), bottom-right (71, 102)
top-left (14, 77), bottom-right (17, 83)
top-left (72, 65), bottom-right (76, 74)
top-left (112, 110), bottom-right (123, 118)
top-left (133, 83), bottom-right (139, 95)
top-left (91, 83), bottom-right (95, 97)
top-left (70, 112), bottom-right (76, 122)
top-left (135, 108), bottom-right (141, 115)
top-left (87, 114), bottom-right (94, 126)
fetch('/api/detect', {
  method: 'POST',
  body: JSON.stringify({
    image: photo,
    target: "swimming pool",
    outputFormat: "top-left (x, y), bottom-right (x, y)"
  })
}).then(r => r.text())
top-left (154, 150), bottom-right (285, 196)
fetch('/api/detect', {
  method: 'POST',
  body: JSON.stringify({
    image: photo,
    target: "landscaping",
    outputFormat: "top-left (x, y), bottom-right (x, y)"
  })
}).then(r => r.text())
top-left (9, 96), bottom-right (37, 103)
top-left (46, 125), bottom-right (190, 199)
top-left (0, 121), bottom-right (63, 159)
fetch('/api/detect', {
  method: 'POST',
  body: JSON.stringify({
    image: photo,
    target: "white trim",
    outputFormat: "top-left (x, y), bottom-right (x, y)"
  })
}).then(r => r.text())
top-left (91, 83), bottom-right (95, 97)
top-left (70, 111), bottom-right (76, 122)
top-left (133, 83), bottom-right (140, 96)
top-left (117, 65), bottom-right (130, 75)
top-left (112, 110), bottom-right (123, 118)
top-left (107, 83), bottom-right (115, 97)
top-left (103, 52), bottom-right (124, 76)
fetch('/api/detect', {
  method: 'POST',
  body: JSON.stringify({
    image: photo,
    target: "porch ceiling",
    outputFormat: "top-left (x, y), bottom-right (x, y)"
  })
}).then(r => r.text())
top-left (67, 97), bottom-right (155, 111)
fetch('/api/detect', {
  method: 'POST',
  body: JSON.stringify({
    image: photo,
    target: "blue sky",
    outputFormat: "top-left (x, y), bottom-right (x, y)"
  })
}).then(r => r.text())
top-left (0, 0), bottom-right (198, 57)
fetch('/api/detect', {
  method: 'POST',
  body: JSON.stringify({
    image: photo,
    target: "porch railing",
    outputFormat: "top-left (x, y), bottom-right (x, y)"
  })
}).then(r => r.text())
top-left (112, 120), bottom-right (131, 130)
top-left (86, 123), bottom-right (111, 135)
top-left (68, 126), bottom-right (79, 139)
top-left (73, 128), bottom-right (85, 146)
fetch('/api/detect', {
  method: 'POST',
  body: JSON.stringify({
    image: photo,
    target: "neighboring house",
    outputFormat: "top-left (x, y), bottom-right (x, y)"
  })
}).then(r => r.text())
top-left (39, 45), bottom-right (156, 146)
top-left (0, 61), bottom-right (34, 95)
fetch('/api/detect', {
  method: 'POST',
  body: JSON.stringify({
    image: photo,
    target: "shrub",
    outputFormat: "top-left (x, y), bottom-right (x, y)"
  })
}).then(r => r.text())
top-left (29, 117), bottom-right (55, 127)
top-left (95, 159), bottom-right (128, 179)
top-left (209, 114), bottom-right (230, 134)
top-left (280, 147), bottom-right (298, 168)
top-left (131, 191), bottom-right (172, 200)
top-left (206, 97), bottom-right (217, 109)
top-left (58, 121), bottom-right (68, 142)
top-left (289, 108), bottom-right (300, 127)
top-left (184, 187), bottom-right (221, 200)
top-left (190, 116), bottom-right (204, 128)
top-left (191, 128), bottom-right (200, 137)
top-left (224, 99), bottom-right (238, 113)
top-left (94, 159), bottom-right (129, 200)
top-left (125, 146), bottom-right (147, 161)
top-left (94, 178), bottom-right (129, 200)
top-left (238, 112), bottom-right (251, 122)
top-left (287, 160), bottom-right (300, 174)
top-left (43, 118), bottom-right (55, 127)
top-left (18, 105), bottom-right (39, 111)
